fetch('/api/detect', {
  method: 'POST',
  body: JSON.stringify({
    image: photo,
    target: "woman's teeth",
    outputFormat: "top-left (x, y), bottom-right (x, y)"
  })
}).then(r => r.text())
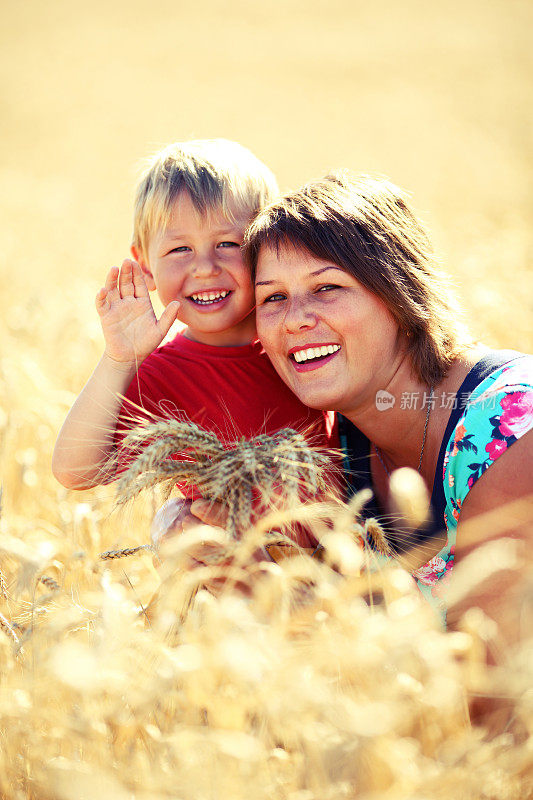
top-left (292, 344), bottom-right (340, 363)
top-left (190, 290), bottom-right (230, 305)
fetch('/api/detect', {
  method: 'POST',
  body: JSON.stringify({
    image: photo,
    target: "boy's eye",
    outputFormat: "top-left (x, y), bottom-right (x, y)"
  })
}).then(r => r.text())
top-left (217, 241), bottom-right (240, 249)
top-left (168, 245), bottom-right (191, 254)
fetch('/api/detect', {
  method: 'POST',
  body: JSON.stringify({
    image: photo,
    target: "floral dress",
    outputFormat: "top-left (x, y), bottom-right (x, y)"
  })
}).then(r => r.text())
top-left (413, 355), bottom-right (533, 611)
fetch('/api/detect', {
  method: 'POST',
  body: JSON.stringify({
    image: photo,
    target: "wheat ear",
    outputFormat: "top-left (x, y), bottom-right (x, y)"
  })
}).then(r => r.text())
top-left (115, 421), bottom-right (333, 539)
top-left (39, 575), bottom-right (60, 591)
top-left (100, 545), bottom-right (153, 561)
top-left (365, 517), bottom-right (393, 557)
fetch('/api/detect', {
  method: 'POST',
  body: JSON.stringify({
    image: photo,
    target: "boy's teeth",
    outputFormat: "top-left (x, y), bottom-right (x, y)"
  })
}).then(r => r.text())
top-left (293, 344), bottom-right (340, 363)
top-left (191, 290), bottom-right (229, 304)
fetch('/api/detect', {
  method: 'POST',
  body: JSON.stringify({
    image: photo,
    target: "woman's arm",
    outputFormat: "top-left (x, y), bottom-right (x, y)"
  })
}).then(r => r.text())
top-left (455, 429), bottom-right (533, 552)
top-left (448, 429), bottom-right (533, 643)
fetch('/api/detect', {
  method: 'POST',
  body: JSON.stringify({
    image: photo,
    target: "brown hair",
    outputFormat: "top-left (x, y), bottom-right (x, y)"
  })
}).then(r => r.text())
top-left (244, 172), bottom-right (469, 385)
top-left (133, 139), bottom-right (278, 259)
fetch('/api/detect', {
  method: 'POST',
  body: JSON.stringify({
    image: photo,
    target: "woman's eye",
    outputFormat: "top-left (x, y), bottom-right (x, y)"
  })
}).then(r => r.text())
top-left (262, 292), bottom-right (286, 303)
top-left (317, 284), bottom-right (339, 293)
top-left (217, 241), bottom-right (240, 249)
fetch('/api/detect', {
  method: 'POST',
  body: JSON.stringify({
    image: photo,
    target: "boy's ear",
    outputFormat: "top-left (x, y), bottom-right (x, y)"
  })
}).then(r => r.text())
top-left (131, 244), bottom-right (156, 291)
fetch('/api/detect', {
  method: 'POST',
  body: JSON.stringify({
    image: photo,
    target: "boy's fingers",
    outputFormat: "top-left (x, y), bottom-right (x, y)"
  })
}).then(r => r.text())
top-left (191, 499), bottom-right (229, 528)
top-left (119, 259), bottom-right (135, 298)
top-left (105, 266), bottom-right (119, 288)
top-left (131, 261), bottom-right (149, 298)
top-left (158, 301), bottom-right (180, 338)
top-left (95, 287), bottom-right (109, 313)
top-left (104, 266), bottom-right (120, 299)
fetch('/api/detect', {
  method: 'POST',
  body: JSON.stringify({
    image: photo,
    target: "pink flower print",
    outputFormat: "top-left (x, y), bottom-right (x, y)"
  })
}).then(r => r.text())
top-left (432, 556), bottom-right (446, 573)
top-left (448, 472), bottom-right (455, 488)
top-left (427, 555), bottom-right (454, 598)
top-left (431, 568), bottom-right (452, 598)
top-left (413, 556), bottom-right (447, 586)
top-left (485, 438), bottom-right (508, 461)
top-left (494, 367), bottom-right (533, 391)
top-left (441, 565), bottom-right (453, 585)
top-left (499, 392), bottom-right (533, 438)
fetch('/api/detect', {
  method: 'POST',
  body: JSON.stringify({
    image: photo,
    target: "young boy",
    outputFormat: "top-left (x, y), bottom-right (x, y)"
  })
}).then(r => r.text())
top-left (53, 140), bottom-right (334, 534)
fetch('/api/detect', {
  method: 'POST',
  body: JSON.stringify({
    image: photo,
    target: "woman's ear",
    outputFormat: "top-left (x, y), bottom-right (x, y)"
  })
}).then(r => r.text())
top-left (131, 244), bottom-right (156, 291)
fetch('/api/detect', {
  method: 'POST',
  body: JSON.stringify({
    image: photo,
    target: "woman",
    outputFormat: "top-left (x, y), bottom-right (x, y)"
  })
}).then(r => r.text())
top-left (237, 172), bottom-right (533, 624)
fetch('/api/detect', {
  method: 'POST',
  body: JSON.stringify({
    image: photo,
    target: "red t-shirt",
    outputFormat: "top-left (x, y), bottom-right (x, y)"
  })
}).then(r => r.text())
top-left (115, 334), bottom-right (339, 544)
top-left (116, 332), bottom-right (336, 452)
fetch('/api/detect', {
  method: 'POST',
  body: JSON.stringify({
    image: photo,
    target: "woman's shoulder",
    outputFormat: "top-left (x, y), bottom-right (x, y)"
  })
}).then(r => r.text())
top-left (453, 351), bottom-right (533, 443)
top-left (443, 351), bottom-right (533, 524)
top-left (468, 350), bottom-right (533, 398)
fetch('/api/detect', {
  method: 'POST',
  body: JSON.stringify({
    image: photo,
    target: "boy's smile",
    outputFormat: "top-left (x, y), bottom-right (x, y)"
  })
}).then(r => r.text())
top-left (189, 289), bottom-right (230, 305)
top-left (137, 192), bottom-right (256, 347)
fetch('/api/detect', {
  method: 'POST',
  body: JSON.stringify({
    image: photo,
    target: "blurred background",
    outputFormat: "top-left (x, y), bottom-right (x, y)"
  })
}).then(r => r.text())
top-left (0, 0), bottom-right (531, 517)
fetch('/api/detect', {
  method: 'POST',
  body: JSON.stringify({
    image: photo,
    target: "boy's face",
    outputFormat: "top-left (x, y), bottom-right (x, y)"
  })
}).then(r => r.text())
top-left (137, 192), bottom-right (256, 347)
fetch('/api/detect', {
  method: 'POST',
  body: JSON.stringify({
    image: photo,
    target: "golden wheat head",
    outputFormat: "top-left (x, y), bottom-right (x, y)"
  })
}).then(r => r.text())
top-left (115, 422), bottom-right (332, 538)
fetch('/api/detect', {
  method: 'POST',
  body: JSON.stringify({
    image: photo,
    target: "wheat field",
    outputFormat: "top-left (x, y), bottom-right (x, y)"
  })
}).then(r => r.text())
top-left (0, 1), bottom-right (532, 797)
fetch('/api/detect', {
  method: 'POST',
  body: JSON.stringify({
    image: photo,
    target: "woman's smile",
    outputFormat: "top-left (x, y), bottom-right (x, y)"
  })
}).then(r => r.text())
top-left (289, 343), bottom-right (342, 370)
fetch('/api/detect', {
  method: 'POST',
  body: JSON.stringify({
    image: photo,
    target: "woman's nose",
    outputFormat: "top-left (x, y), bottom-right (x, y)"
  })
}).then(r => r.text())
top-left (283, 296), bottom-right (318, 332)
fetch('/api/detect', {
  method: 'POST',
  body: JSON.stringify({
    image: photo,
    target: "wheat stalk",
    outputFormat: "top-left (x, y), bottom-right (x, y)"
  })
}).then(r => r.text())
top-left (115, 422), bottom-right (333, 538)
top-left (99, 545), bottom-right (153, 561)
top-left (0, 568), bottom-right (7, 599)
top-left (0, 610), bottom-right (19, 644)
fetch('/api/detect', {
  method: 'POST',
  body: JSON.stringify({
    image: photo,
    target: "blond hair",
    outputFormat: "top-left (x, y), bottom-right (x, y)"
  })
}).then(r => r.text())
top-left (244, 172), bottom-right (470, 386)
top-left (133, 139), bottom-right (278, 259)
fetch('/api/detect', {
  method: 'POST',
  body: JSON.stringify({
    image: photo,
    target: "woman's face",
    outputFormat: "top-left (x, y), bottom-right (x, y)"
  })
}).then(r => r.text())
top-left (255, 245), bottom-right (405, 415)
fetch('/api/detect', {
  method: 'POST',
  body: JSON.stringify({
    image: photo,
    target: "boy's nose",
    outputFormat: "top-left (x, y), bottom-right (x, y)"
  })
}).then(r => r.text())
top-left (192, 255), bottom-right (220, 277)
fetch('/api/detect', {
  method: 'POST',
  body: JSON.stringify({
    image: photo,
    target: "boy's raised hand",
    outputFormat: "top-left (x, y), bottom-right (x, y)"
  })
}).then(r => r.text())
top-left (95, 259), bottom-right (179, 366)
